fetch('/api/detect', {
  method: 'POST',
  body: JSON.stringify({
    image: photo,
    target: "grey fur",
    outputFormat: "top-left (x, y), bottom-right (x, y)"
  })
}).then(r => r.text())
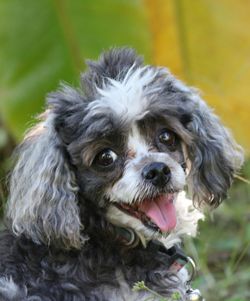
top-left (185, 95), bottom-right (244, 206)
top-left (7, 113), bottom-right (84, 249)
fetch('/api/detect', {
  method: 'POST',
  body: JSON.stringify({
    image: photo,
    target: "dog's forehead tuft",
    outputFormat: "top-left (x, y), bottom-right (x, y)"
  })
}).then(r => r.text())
top-left (82, 47), bottom-right (144, 98)
top-left (81, 48), bottom-right (195, 128)
top-left (85, 65), bottom-right (161, 122)
top-left (77, 48), bottom-right (197, 149)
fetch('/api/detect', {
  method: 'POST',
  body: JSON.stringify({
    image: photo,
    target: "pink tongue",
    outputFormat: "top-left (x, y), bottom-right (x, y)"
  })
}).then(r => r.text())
top-left (140, 195), bottom-right (176, 232)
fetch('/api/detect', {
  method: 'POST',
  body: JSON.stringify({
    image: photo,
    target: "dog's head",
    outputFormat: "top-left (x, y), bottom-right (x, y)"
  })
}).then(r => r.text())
top-left (7, 48), bottom-right (243, 249)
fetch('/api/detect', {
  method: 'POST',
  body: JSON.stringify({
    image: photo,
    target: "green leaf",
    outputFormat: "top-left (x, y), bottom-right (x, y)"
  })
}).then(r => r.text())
top-left (0, 0), bottom-right (151, 140)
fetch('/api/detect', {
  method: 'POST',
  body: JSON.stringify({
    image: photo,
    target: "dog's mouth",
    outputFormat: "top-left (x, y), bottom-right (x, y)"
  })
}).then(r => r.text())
top-left (115, 194), bottom-right (177, 232)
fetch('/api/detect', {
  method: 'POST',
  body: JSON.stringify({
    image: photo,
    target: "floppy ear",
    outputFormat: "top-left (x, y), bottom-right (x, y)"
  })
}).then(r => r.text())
top-left (186, 94), bottom-right (244, 207)
top-left (7, 105), bottom-right (84, 249)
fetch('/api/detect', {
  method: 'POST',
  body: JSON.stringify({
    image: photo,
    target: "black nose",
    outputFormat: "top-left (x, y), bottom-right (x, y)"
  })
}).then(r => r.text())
top-left (142, 162), bottom-right (171, 187)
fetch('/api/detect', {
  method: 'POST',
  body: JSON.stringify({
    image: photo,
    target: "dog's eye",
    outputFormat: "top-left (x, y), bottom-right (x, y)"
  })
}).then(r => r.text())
top-left (94, 149), bottom-right (118, 167)
top-left (158, 130), bottom-right (176, 151)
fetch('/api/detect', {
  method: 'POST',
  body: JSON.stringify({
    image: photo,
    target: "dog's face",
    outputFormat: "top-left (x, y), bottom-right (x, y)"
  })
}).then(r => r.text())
top-left (77, 105), bottom-right (188, 239)
top-left (68, 68), bottom-right (192, 240)
top-left (7, 48), bottom-right (243, 249)
top-left (104, 123), bottom-right (186, 238)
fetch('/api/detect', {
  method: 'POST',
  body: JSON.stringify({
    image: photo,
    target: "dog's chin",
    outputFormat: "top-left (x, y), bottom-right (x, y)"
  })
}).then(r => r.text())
top-left (106, 193), bottom-right (178, 243)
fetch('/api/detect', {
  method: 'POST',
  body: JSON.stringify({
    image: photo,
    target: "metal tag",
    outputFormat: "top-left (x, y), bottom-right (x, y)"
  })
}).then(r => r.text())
top-left (186, 288), bottom-right (205, 301)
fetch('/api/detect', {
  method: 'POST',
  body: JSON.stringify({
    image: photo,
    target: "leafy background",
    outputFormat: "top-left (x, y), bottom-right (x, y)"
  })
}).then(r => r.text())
top-left (0, 1), bottom-right (249, 300)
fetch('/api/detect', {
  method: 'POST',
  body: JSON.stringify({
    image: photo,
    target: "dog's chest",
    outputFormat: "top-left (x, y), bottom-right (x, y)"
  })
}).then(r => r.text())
top-left (94, 269), bottom-right (170, 301)
top-left (38, 245), bottom-right (188, 300)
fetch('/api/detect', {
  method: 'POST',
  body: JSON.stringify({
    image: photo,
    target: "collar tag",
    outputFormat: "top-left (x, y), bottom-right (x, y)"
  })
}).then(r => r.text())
top-left (115, 229), bottom-right (189, 272)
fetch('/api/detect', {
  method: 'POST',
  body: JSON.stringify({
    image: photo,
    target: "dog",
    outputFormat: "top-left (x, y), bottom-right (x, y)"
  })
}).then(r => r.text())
top-left (0, 48), bottom-right (243, 301)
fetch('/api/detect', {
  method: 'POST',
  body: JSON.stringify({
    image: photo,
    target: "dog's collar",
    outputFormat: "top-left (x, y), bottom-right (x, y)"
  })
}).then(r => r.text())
top-left (114, 227), bottom-right (188, 273)
top-left (147, 239), bottom-right (188, 273)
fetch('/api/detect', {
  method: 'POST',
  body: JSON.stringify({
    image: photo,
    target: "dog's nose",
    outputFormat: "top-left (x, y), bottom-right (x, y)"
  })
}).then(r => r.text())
top-left (142, 162), bottom-right (171, 187)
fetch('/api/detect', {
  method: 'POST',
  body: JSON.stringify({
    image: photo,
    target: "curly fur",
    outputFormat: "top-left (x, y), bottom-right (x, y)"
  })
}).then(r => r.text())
top-left (7, 113), bottom-right (83, 249)
top-left (0, 47), bottom-right (243, 300)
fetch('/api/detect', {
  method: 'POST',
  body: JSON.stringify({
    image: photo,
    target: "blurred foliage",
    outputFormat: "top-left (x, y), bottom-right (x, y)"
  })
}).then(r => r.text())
top-left (0, 0), bottom-right (250, 151)
top-left (0, 122), bottom-right (15, 220)
top-left (0, 0), bottom-right (249, 300)
top-left (146, 0), bottom-right (250, 153)
top-left (0, 0), bottom-right (150, 139)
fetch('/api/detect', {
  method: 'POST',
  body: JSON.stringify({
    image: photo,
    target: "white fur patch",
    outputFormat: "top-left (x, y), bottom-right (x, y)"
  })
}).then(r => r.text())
top-left (160, 192), bottom-right (204, 248)
top-left (128, 125), bottom-right (149, 156)
top-left (0, 276), bottom-right (26, 299)
top-left (177, 266), bottom-right (189, 284)
top-left (87, 66), bottom-right (158, 121)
